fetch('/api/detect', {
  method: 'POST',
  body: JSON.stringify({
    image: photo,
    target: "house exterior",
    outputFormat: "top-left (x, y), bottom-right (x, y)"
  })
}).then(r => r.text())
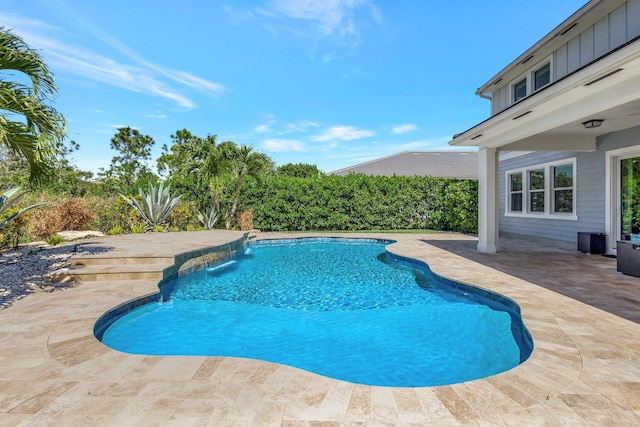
top-left (331, 151), bottom-right (478, 179)
top-left (450, 0), bottom-right (640, 254)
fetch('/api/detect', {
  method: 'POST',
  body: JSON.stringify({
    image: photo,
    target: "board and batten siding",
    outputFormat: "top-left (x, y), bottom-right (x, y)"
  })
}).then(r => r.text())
top-left (491, 0), bottom-right (640, 116)
top-left (557, 0), bottom-right (640, 78)
top-left (498, 125), bottom-right (640, 244)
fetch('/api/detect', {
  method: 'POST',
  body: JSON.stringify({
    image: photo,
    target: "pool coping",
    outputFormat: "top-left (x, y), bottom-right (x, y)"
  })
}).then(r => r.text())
top-left (1, 231), bottom-right (639, 425)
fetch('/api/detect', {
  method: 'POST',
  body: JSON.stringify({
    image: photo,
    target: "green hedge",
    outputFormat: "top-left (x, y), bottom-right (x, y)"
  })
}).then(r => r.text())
top-left (236, 174), bottom-right (478, 233)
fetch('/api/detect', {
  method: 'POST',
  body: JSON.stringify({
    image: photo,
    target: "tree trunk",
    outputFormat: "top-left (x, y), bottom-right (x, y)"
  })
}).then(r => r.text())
top-left (226, 178), bottom-right (243, 230)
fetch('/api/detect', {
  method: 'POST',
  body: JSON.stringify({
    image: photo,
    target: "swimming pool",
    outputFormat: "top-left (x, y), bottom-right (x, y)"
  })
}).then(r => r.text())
top-left (96, 238), bottom-right (533, 387)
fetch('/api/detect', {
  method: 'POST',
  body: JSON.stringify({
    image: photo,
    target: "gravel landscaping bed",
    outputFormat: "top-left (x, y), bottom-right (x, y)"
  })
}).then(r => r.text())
top-left (0, 244), bottom-right (78, 309)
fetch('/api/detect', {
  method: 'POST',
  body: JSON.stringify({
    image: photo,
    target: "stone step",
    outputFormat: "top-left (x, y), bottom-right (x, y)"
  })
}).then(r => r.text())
top-left (51, 264), bottom-right (165, 283)
top-left (70, 256), bottom-right (174, 267)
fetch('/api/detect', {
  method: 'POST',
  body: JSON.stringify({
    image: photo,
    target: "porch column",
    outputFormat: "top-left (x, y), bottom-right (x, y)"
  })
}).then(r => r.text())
top-left (477, 147), bottom-right (498, 253)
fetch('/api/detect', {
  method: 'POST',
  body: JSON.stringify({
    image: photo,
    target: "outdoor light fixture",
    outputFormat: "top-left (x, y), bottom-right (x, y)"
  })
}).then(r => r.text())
top-left (582, 119), bottom-right (604, 129)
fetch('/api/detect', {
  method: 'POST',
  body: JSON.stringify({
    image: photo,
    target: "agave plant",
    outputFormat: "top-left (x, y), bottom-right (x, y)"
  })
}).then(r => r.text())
top-left (197, 207), bottom-right (221, 230)
top-left (121, 183), bottom-right (182, 231)
top-left (0, 187), bottom-right (45, 230)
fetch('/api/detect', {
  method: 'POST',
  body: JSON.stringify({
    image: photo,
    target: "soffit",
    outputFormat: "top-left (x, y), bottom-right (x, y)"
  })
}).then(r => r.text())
top-left (450, 40), bottom-right (640, 150)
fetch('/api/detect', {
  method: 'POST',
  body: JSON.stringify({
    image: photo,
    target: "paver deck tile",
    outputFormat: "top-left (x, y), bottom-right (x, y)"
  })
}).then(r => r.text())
top-left (0, 230), bottom-right (639, 426)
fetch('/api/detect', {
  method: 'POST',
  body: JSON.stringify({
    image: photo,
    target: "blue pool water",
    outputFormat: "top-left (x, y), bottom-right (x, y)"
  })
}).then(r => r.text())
top-left (99, 238), bottom-right (532, 387)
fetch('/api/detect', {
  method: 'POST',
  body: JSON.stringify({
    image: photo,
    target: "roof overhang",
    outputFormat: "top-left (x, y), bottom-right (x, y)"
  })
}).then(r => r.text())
top-left (450, 38), bottom-right (640, 151)
top-left (476, 0), bottom-right (625, 96)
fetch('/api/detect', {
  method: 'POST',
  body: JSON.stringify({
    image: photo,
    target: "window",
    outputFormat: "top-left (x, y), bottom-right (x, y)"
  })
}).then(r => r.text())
top-left (504, 158), bottom-right (576, 219)
top-left (553, 164), bottom-right (573, 213)
top-left (509, 173), bottom-right (523, 212)
top-left (507, 56), bottom-right (553, 106)
top-left (534, 63), bottom-right (551, 90)
top-left (513, 78), bottom-right (527, 102)
top-left (529, 169), bottom-right (545, 212)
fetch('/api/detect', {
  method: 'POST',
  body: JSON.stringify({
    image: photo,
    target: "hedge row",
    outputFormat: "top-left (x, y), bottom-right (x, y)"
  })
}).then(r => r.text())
top-left (236, 174), bottom-right (478, 233)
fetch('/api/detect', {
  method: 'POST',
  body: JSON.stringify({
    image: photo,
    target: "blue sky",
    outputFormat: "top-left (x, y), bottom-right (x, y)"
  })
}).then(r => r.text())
top-left (2, 0), bottom-right (587, 174)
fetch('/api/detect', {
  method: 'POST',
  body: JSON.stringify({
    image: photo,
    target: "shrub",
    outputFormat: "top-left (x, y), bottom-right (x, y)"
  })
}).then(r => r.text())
top-left (56, 198), bottom-right (95, 230)
top-left (46, 235), bottom-right (65, 245)
top-left (167, 201), bottom-right (198, 230)
top-left (0, 209), bottom-right (31, 248)
top-left (85, 196), bottom-right (132, 234)
top-left (237, 210), bottom-right (254, 231)
top-left (235, 174), bottom-right (478, 233)
top-left (30, 197), bottom-right (96, 239)
top-left (108, 225), bottom-right (123, 235)
top-left (131, 224), bottom-right (145, 233)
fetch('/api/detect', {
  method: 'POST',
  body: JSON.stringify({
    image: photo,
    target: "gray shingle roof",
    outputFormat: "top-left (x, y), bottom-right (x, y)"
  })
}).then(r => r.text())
top-left (331, 151), bottom-right (478, 179)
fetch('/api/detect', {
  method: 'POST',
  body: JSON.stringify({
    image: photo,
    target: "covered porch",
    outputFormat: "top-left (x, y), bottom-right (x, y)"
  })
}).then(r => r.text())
top-left (451, 37), bottom-right (640, 253)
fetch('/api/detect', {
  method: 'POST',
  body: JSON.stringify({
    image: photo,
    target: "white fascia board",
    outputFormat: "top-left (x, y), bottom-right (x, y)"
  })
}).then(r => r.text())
top-left (451, 41), bottom-right (640, 149)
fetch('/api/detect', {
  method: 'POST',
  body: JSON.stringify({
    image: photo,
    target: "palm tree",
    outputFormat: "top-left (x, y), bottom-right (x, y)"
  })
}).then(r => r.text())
top-left (219, 142), bottom-right (274, 229)
top-left (0, 27), bottom-right (66, 181)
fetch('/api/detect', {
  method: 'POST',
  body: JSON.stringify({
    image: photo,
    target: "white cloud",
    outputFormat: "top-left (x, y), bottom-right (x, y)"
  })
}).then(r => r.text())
top-left (312, 125), bottom-right (374, 142)
top-left (255, 0), bottom-right (383, 59)
top-left (255, 118), bottom-right (319, 135)
top-left (0, 12), bottom-right (225, 109)
top-left (263, 139), bottom-right (306, 152)
top-left (143, 114), bottom-right (168, 120)
top-left (391, 124), bottom-right (418, 135)
top-left (255, 124), bottom-right (271, 133)
top-left (283, 120), bottom-right (319, 133)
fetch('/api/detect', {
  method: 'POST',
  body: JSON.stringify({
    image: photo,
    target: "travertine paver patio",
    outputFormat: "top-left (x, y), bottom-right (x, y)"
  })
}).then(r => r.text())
top-left (1, 230), bottom-right (639, 426)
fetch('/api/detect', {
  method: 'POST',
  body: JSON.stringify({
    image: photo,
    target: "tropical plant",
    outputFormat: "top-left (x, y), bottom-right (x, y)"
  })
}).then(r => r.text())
top-left (197, 207), bottom-right (221, 230)
top-left (219, 142), bottom-right (274, 229)
top-left (121, 183), bottom-right (182, 231)
top-left (157, 130), bottom-right (223, 211)
top-left (0, 27), bottom-right (66, 181)
top-left (0, 187), bottom-right (44, 230)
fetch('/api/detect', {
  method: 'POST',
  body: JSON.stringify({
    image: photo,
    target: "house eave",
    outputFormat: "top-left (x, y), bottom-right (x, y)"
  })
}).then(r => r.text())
top-left (476, 0), bottom-right (626, 96)
top-left (451, 38), bottom-right (640, 151)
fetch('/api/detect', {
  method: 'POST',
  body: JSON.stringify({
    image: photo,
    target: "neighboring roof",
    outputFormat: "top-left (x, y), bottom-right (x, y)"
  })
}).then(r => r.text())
top-left (331, 151), bottom-right (478, 179)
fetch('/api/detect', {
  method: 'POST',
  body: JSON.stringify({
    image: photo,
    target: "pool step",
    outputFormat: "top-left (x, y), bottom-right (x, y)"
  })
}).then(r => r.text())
top-left (53, 254), bottom-right (174, 283)
top-left (51, 263), bottom-right (167, 283)
top-left (70, 256), bottom-right (174, 267)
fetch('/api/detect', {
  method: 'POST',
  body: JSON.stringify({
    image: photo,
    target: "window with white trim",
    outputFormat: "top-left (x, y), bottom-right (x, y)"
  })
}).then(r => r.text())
top-left (505, 158), bottom-right (576, 219)
top-left (513, 78), bottom-right (527, 102)
top-left (508, 173), bottom-right (523, 212)
top-left (534, 62), bottom-right (551, 90)
top-left (509, 56), bottom-right (553, 105)
top-left (528, 169), bottom-right (545, 212)
top-left (552, 164), bottom-right (573, 213)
